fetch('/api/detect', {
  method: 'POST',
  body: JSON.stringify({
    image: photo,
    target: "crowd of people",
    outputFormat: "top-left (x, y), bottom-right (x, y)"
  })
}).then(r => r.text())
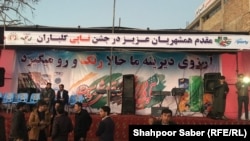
top-left (8, 101), bottom-right (114, 141)
top-left (7, 82), bottom-right (115, 141)
top-left (4, 72), bottom-right (250, 141)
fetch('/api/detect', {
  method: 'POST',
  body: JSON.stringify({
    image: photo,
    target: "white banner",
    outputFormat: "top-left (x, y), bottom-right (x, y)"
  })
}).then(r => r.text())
top-left (4, 31), bottom-right (250, 50)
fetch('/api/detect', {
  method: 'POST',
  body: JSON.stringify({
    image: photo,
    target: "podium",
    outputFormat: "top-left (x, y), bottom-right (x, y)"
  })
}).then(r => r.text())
top-left (171, 88), bottom-right (185, 116)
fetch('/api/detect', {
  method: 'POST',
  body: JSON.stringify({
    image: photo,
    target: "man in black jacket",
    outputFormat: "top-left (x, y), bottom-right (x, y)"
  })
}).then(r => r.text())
top-left (74, 102), bottom-right (92, 141)
top-left (96, 106), bottom-right (115, 141)
top-left (9, 102), bottom-right (28, 141)
top-left (51, 105), bottom-right (73, 141)
top-left (50, 100), bottom-right (68, 136)
top-left (209, 75), bottom-right (229, 120)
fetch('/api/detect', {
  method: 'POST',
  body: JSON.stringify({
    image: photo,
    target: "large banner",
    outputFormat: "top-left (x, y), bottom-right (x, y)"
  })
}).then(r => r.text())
top-left (15, 50), bottom-right (220, 115)
top-left (4, 31), bottom-right (250, 49)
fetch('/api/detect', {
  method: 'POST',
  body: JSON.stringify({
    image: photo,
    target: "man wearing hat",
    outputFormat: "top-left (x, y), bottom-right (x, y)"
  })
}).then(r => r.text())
top-left (210, 75), bottom-right (229, 119)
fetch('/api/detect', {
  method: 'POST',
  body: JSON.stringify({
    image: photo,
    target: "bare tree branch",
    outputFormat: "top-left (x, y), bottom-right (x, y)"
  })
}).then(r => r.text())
top-left (0, 0), bottom-right (40, 26)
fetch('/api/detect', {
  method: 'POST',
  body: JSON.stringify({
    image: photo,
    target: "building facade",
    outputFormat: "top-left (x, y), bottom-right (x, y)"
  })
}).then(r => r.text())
top-left (187, 0), bottom-right (250, 32)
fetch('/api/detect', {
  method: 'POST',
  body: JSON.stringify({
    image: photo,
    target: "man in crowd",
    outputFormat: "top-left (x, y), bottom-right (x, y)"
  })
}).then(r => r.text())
top-left (28, 100), bottom-right (51, 141)
top-left (51, 105), bottom-right (73, 141)
top-left (153, 108), bottom-right (176, 125)
top-left (74, 102), bottom-right (92, 141)
top-left (96, 106), bottom-right (115, 141)
top-left (9, 102), bottom-right (28, 141)
top-left (50, 100), bottom-right (68, 136)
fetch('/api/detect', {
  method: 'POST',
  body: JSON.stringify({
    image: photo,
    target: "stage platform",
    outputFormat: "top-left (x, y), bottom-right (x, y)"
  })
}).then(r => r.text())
top-left (1, 113), bottom-right (250, 141)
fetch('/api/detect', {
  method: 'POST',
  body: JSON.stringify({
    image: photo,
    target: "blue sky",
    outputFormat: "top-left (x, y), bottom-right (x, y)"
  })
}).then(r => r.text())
top-left (26, 0), bottom-right (204, 30)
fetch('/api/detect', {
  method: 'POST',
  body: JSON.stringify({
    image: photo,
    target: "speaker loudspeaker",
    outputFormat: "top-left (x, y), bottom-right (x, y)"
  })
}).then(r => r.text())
top-left (121, 97), bottom-right (135, 115)
top-left (122, 74), bottom-right (135, 114)
top-left (204, 73), bottom-right (221, 93)
top-left (0, 68), bottom-right (5, 87)
top-left (122, 74), bottom-right (135, 98)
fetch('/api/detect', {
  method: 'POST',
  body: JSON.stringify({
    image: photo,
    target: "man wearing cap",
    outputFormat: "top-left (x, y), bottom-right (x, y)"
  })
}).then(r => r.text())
top-left (210, 75), bottom-right (229, 119)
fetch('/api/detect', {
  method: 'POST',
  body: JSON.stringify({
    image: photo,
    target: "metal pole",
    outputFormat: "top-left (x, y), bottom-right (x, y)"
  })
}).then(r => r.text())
top-left (112, 0), bottom-right (116, 34)
top-left (0, 13), bottom-right (6, 49)
top-left (109, 0), bottom-right (116, 107)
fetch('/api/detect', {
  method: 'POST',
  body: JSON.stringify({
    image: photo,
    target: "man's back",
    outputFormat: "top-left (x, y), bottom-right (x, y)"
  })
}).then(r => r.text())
top-left (52, 114), bottom-right (73, 141)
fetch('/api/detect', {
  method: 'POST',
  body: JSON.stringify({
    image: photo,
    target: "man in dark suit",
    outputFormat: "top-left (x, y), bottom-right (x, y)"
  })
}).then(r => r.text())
top-left (96, 106), bottom-right (115, 141)
top-left (56, 84), bottom-right (69, 107)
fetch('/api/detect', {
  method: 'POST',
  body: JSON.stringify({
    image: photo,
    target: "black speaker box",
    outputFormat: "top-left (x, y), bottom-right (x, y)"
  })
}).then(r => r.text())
top-left (121, 97), bottom-right (135, 115)
top-left (122, 74), bottom-right (135, 98)
top-left (204, 73), bottom-right (221, 93)
top-left (204, 73), bottom-right (221, 80)
top-left (0, 68), bottom-right (5, 87)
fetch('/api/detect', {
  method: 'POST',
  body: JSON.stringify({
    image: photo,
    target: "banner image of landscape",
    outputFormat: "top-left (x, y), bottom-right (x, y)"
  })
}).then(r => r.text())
top-left (15, 50), bottom-right (220, 115)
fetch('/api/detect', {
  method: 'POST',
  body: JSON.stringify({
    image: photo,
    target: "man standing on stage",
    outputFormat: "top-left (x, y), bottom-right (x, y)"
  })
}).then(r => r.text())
top-left (236, 74), bottom-right (250, 120)
top-left (56, 84), bottom-right (69, 107)
top-left (40, 82), bottom-right (56, 113)
top-left (210, 75), bottom-right (229, 120)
